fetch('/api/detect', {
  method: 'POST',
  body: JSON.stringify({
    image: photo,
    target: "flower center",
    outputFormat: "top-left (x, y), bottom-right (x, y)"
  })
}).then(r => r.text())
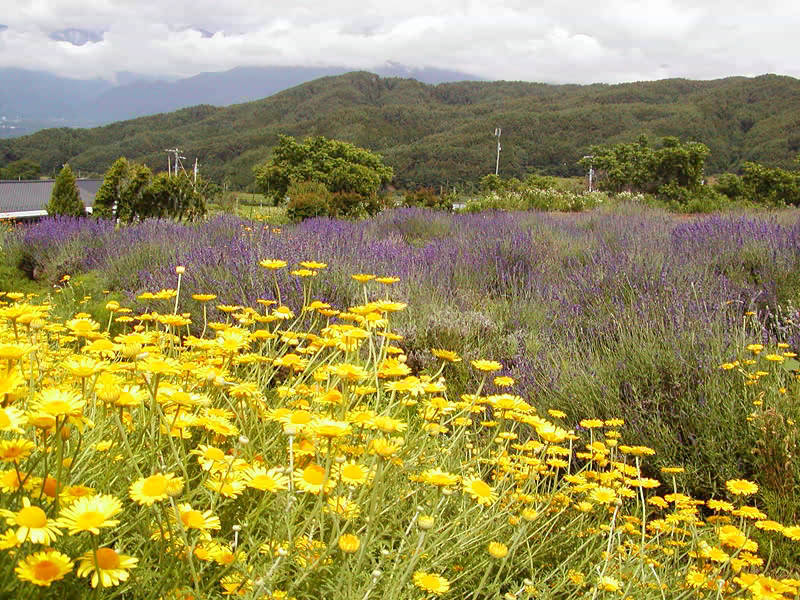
top-left (470, 480), bottom-right (491, 497)
top-left (43, 400), bottom-right (71, 415)
top-left (182, 510), bottom-right (205, 529)
top-left (33, 560), bottom-right (61, 582)
top-left (17, 506), bottom-right (48, 528)
top-left (141, 475), bottom-right (168, 498)
top-left (341, 465), bottom-right (363, 481)
top-left (76, 511), bottom-right (105, 530)
top-left (41, 477), bottom-right (58, 498)
top-left (95, 548), bottom-right (120, 570)
top-left (303, 466), bottom-right (325, 485)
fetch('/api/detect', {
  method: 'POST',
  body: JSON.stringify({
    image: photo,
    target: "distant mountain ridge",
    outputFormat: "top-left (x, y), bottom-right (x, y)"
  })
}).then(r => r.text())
top-left (0, 65), bottom-right (483, 136)
top-left (2, 72), bottom-right (799, 188)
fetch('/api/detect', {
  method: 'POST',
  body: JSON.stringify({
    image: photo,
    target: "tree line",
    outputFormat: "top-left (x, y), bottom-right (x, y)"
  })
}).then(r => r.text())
top-left (46, 159), bottom-right (210, 221)
top-left (3, 73), bottom-right (800, 189)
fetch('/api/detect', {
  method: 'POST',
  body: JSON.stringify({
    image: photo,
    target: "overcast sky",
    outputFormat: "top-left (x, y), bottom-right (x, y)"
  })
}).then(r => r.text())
top-left (1, 1), bottom-right (799, 83)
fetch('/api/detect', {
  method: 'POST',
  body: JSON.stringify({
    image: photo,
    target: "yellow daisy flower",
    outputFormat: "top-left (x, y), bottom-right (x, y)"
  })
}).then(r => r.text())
top-left (58, 494), bottom-right (122, 535)
top-left (0, 497), bottom-right (62, 545)
top-left (76, 547), bottom-right (138, 588)
top-left (15, 549), bottom-right (73, 587)
top-left (129, 473), bottom-right (185, 506)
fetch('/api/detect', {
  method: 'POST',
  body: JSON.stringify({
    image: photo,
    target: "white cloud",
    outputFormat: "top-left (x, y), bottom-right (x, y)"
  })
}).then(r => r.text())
top-left (0, 0), bottom-right (798, 83)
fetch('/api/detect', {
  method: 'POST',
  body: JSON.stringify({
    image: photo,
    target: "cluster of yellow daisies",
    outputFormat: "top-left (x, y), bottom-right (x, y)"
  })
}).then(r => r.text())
top-left (0, 262), bottom-right (797, 599)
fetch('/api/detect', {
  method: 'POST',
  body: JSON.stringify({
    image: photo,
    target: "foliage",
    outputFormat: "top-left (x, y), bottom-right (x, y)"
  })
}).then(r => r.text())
top-left (580, 136), bottom-right (710, 202)
top-left (713, 172), bottom-right (748, 199)
top-left (146, 172), bottom-right (207, 221)
top-left (253, 135), bottom-right (393, 205)
top-left (46, 164), bottom-right (84, 217)
top-left (92, 157), bottom-right (130, 218)
top-left (403, 187), bottom-right (451, 211)
top-left (94, 157), bottom-right (207, 222)
top-left (479, 174), bottom-right (503, 193)
top-left (467, 177), bottom-right (611, 212)
top-left (5, 73), bottom-right (800, 189)
top-left (741, 161), bottom-right (800, 206)
top-left (285, 180), bottom-right (332, 222)
top-left (0, 158), bottom-right (40, 180)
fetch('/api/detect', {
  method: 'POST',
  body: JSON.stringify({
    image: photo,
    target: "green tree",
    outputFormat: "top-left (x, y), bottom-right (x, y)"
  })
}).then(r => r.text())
top-left (145, 172), bottom-right (206, 221)
top-left (118, 163), bottom-right (153, 223)
top-left (0, 159), bottom-right (41, 180)
top-left (741, 162), bottom-right (800, 205)
top-left (93, 157), bottom-right (129, 218)
top-left (46, 164), bottom-right (84, 217)
top-left (579, 136), bottom-right (710, 201)
top-left (253, 135), bottom-right (393, 205)
top-left (94, 158), bottom-right (208, 222)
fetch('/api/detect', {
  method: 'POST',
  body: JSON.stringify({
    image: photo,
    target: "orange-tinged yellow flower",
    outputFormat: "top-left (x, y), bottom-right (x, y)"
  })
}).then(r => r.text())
top-left (259, 259), bottom-right (287, 270)
top-left (782, 525), bottom-right (800, 541)
top-left (597, 576), bottom-right (621, 592)
top-left (0, 369), bottom-right (25, 401)
top-left (66, 317), bottom-right (101, 338)
top-left (33, 388), bottom-right (84, 419)
top-left (463, 477), bottom-right (498, 506)
top-left (175, 503), bottom-right (220, 532)
top-left (421, 468), bottom-right (459, 488)
top-left (58, 494), bottom-right (122, 535)
top-left (726, 479), bottom-right (758, 496)
top-left (245, 467), bottom-right (289, 492)
top-left (336, 462), bottom-right (373, 486)
top-left (311, 418), bottom-right (351, 439)
top-left (351, 273), bottom-right (375, 283)
top-left (0, 438), bottom-right (35, 463)
top-left (431, 348), bottom-right (461, 362)
top-left (15, 548), bottom-right (73, 586)
top-left (129, 473), bottom-right (185, 506)
top-left (76, 547), bottom-right (138, 588)
top-left (294, 464), bottom-right (333, 495)
top-left (0, 497), bottom-right (62, 545)
top-left (470, 359), bottom-right (502, 372)
top-left (590, 487), bottom-right (618, 505)
top-left (487, 541), bottom-right (508, 559)
top-left (300, 261), bottom-right (327, 269)
top-left (338, 533), bottom-right (360, 553)
top-left (413, 571), bottom-right (450, 595)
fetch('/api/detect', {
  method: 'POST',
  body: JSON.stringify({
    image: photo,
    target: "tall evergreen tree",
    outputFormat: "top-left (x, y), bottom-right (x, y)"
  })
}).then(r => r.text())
top-left (46, 164), bottom-right (84, 217)
top-left (93, 157), bottom-right (129, 218)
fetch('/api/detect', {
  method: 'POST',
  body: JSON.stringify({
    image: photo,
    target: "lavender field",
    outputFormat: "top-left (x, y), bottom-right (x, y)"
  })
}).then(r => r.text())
top-left (5, 205), bottom-right (800, 530)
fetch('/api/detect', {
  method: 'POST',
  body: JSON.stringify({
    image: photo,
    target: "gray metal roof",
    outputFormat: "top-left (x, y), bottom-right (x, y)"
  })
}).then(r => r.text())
top-left (0, 179), bottom-right (101, 217)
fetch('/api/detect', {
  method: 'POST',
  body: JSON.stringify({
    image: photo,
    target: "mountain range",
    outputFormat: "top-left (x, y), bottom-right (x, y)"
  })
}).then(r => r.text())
top-left (1, 72), bottom-right (799, 188)
top-left (0, 64), bottom-right (482, 137)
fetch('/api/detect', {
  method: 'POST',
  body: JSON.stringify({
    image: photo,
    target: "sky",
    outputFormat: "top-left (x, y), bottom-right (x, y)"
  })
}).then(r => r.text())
top-left (0, 0), bottom-right (799, 84)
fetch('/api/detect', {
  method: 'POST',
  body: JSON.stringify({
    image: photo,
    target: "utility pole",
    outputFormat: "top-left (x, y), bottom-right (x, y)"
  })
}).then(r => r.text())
top-left (494, 128), bottom-right (502, 176)
top-left (165, 148), bottom-right (186, 176)
top-left (583, 155), bottom-right (594, 192)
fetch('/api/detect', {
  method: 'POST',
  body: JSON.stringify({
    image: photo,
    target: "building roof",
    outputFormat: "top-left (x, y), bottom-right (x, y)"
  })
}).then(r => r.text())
top-left (0, 179), bottom-right (101, 218)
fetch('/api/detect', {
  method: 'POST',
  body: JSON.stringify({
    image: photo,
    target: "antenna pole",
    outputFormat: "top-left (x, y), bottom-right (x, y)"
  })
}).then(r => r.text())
top-left (583, 155), bottom-right (594, 192)
top-left (494, 128), bottom-right (502, 176)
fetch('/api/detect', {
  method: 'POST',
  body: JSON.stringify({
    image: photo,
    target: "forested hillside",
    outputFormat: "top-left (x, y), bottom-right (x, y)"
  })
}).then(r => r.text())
top-left (2, 72), bottom-right (799, 188)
